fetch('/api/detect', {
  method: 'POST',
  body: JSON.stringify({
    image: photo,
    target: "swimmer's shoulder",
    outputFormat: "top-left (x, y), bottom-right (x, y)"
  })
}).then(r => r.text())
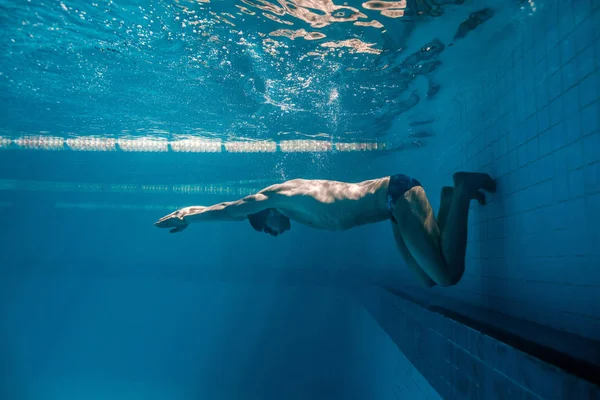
top-left (262, 179), bottom-right (331, 203)
top-left (257, 179), bottom-right (308, 197)
top-left (355, 176), bottom-right (391, 193)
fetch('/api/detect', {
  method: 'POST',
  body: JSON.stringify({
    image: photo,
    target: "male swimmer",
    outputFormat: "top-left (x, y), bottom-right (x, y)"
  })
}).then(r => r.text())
top-left (155, 172), bottom-right (496, 287)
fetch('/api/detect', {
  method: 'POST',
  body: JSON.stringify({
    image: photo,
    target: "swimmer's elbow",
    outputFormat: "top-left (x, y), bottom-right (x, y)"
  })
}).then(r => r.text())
top-left (227, 193), bottom-right (273, 219)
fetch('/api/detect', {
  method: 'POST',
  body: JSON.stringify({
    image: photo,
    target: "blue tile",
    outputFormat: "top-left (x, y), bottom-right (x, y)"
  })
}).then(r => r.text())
top-left (586, 193), bottom-right (600, 234)
top-left (512, 43), bottom-right (525, 65)
top-left (524, 97), bottom-right (536, 118)
top-left (569, 168), bottom-right (586, 198)
top-left (517, 165), bottom-right (532, 190)
top-left (581, 102), bottom-right (600, 137)
top-left (558, 9), bottom-right (576, 39)
top-left (535, 51), bottom-right (549, 77)
top-left (562, 87), bottom-right (580, 117)
top-left (564, 112), bottom-right (582, 143)
top-left (573, 14), bottom-right (596, 53)
top-left (548, 122), bottom-right (565, 152)
top-left (565, 142), bottom-right (584, 171)
top-left (553, 149), bottom-right (570, 176)
top-left (574, 44), bottom-right (596, 79)
top-left (561, 61), bottom-right (578, 91)
top-left (546, 25), bottom-right (560, 51)
top-left (538, 131), bottom-right (552, 157)
top-left (523, 54), bottom-right (535, 80)
top-left (523, 29), bottom-right (534, 53)
top-left (596, 37), bottom-right (600, 68)
top-left (577, 72), bottom-right (599, 108)
top-left (583, 162), bottom-right (600, 195)
top-left (543, 1), bottom-right (559, 26)
top-left (525, 116), bottom-right (538, 139)
top-left (508, 128), bottom-right (522, 151)
top-left (560, 35), bottom-right (576, 64)
top-left (535, 81), bottom-right (550, 110)
top-left (518, 144), bottom-right (528, 167)
top-left (548, 70), bottom-right (562, 102)
top-left (492, 124), bottom-right (504, 147)
top-left (513, 350), bottom-right (565, 399)
top-left (526, 137), bottom-right (539, 162)
top-left (536, 180), bottom-right (554, 206)
top-left (536, 155), bottom-right (554, 182)
top-left (474, 135), bottom-right (484, 154)
top-left (552, 229), bottom-right (573, 257)
top-left (569, 197), bottom-right (587, 241)
top-left (508, 150), bottom-right (519, 172)
top-left (467, 329), bottom-right (485, 359)
top-left (453, 323), bottom-right (469, 351)
top-left (550, 201), bottom-right (568, 229)
top-left (481, 344), bottom-right (519, 400)
top-left (493, 136), bottom-right (508, 159)
top-left (546, 46), bottom-right (561, 75)
top-left (506, 61), bottom-right (515, 84)
top-left (534, 41), bottom-right (546, 66)
top-left (514, 86), bottom-right (526, 118)
top-left (548, 97), bottom-right (563, 126)
top-left (533, 11), bottom-right (547, 36)
top-left (577, 0), bottom-right (594, 20)
top-left (583, 132), bottom-right (600, 164)
top-left (553, 173), bottom-right (570, 202)
top-left (428, 316), bottom-right (448, 338)
top-left (572, 284), bottom-right (600, 316)
top-left (496, 115), bottom-right (509, 138)
top-left (523, 69), bottom-right (535, 91)
top-left (537, 105), bottom-right (550, 133)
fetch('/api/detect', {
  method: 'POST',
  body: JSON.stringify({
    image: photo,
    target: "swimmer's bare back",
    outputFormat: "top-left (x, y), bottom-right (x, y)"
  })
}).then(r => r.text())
top-left (154, 177), bottom-right (392, 233)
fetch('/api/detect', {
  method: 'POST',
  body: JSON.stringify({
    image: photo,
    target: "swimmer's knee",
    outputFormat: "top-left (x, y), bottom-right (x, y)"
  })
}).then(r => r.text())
top-left (435, 262), bottom-right (464, 287)
top-left (415, 260), bottom-right (457, 287)
top-left (434, 275), bottom-right (455, 287)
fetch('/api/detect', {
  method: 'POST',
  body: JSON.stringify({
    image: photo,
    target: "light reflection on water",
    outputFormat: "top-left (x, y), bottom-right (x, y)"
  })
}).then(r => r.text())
top-left (0, 0), bottom-right (528, 144)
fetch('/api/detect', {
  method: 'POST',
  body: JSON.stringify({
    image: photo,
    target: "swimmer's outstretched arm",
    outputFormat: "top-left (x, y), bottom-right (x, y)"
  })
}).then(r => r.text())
top-left (154, 192), bottom-right (277, 233)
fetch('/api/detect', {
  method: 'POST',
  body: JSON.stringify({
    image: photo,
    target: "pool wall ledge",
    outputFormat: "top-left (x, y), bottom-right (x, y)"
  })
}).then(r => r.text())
top-left (359, 285), bottom-right (600, 399)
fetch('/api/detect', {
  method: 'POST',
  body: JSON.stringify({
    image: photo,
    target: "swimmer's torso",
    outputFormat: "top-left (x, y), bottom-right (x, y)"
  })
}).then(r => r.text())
top-left (271, 178), bottom-right (391, 231)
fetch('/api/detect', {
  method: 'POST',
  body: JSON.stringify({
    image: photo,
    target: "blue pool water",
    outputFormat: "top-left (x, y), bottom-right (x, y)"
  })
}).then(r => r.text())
top-left (1, 1), bottom-right (599, 399)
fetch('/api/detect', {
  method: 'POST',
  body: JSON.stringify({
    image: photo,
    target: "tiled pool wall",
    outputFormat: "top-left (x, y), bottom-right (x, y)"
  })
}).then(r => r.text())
top-left (359, 285), bottom-right (599, 400)
top-left (359, 3), bottom-right (600, 397)
top-left (377, 0), bottom-right (600, 342)
top-left (350, 301), bottom-right (442, 400)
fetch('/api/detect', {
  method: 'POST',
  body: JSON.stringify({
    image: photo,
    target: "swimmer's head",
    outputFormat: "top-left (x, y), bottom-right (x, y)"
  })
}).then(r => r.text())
top-left (248, 208), bottom-right (290, 236)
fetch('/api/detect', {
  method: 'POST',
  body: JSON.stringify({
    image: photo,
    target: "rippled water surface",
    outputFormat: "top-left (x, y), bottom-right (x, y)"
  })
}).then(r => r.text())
top-left (0, 0), bottom-right (532, 143)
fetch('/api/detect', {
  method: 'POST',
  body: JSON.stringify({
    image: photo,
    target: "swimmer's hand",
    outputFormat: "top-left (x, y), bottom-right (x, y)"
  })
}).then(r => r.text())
top-left (154, 207), bottom-right (194, 233)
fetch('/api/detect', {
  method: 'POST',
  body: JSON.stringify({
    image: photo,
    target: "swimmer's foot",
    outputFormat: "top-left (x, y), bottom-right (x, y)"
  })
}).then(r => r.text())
top-left (473, 190), bottom-right (486, 206)
top-left (453, 172), bottom-right (496, 194)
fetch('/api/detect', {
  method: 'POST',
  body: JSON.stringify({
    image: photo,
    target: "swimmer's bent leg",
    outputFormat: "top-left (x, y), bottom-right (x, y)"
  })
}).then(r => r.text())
top-left (390, 221), bottom-right (436, 287)
top-left (392, 186), bottom-right (453, 286)
top-left (392, 172), bottom-right (495, 286)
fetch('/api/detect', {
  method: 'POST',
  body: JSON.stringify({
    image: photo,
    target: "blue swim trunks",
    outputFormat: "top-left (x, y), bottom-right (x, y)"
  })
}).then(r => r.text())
top-left (387, 173), bottom-right (422, 223)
